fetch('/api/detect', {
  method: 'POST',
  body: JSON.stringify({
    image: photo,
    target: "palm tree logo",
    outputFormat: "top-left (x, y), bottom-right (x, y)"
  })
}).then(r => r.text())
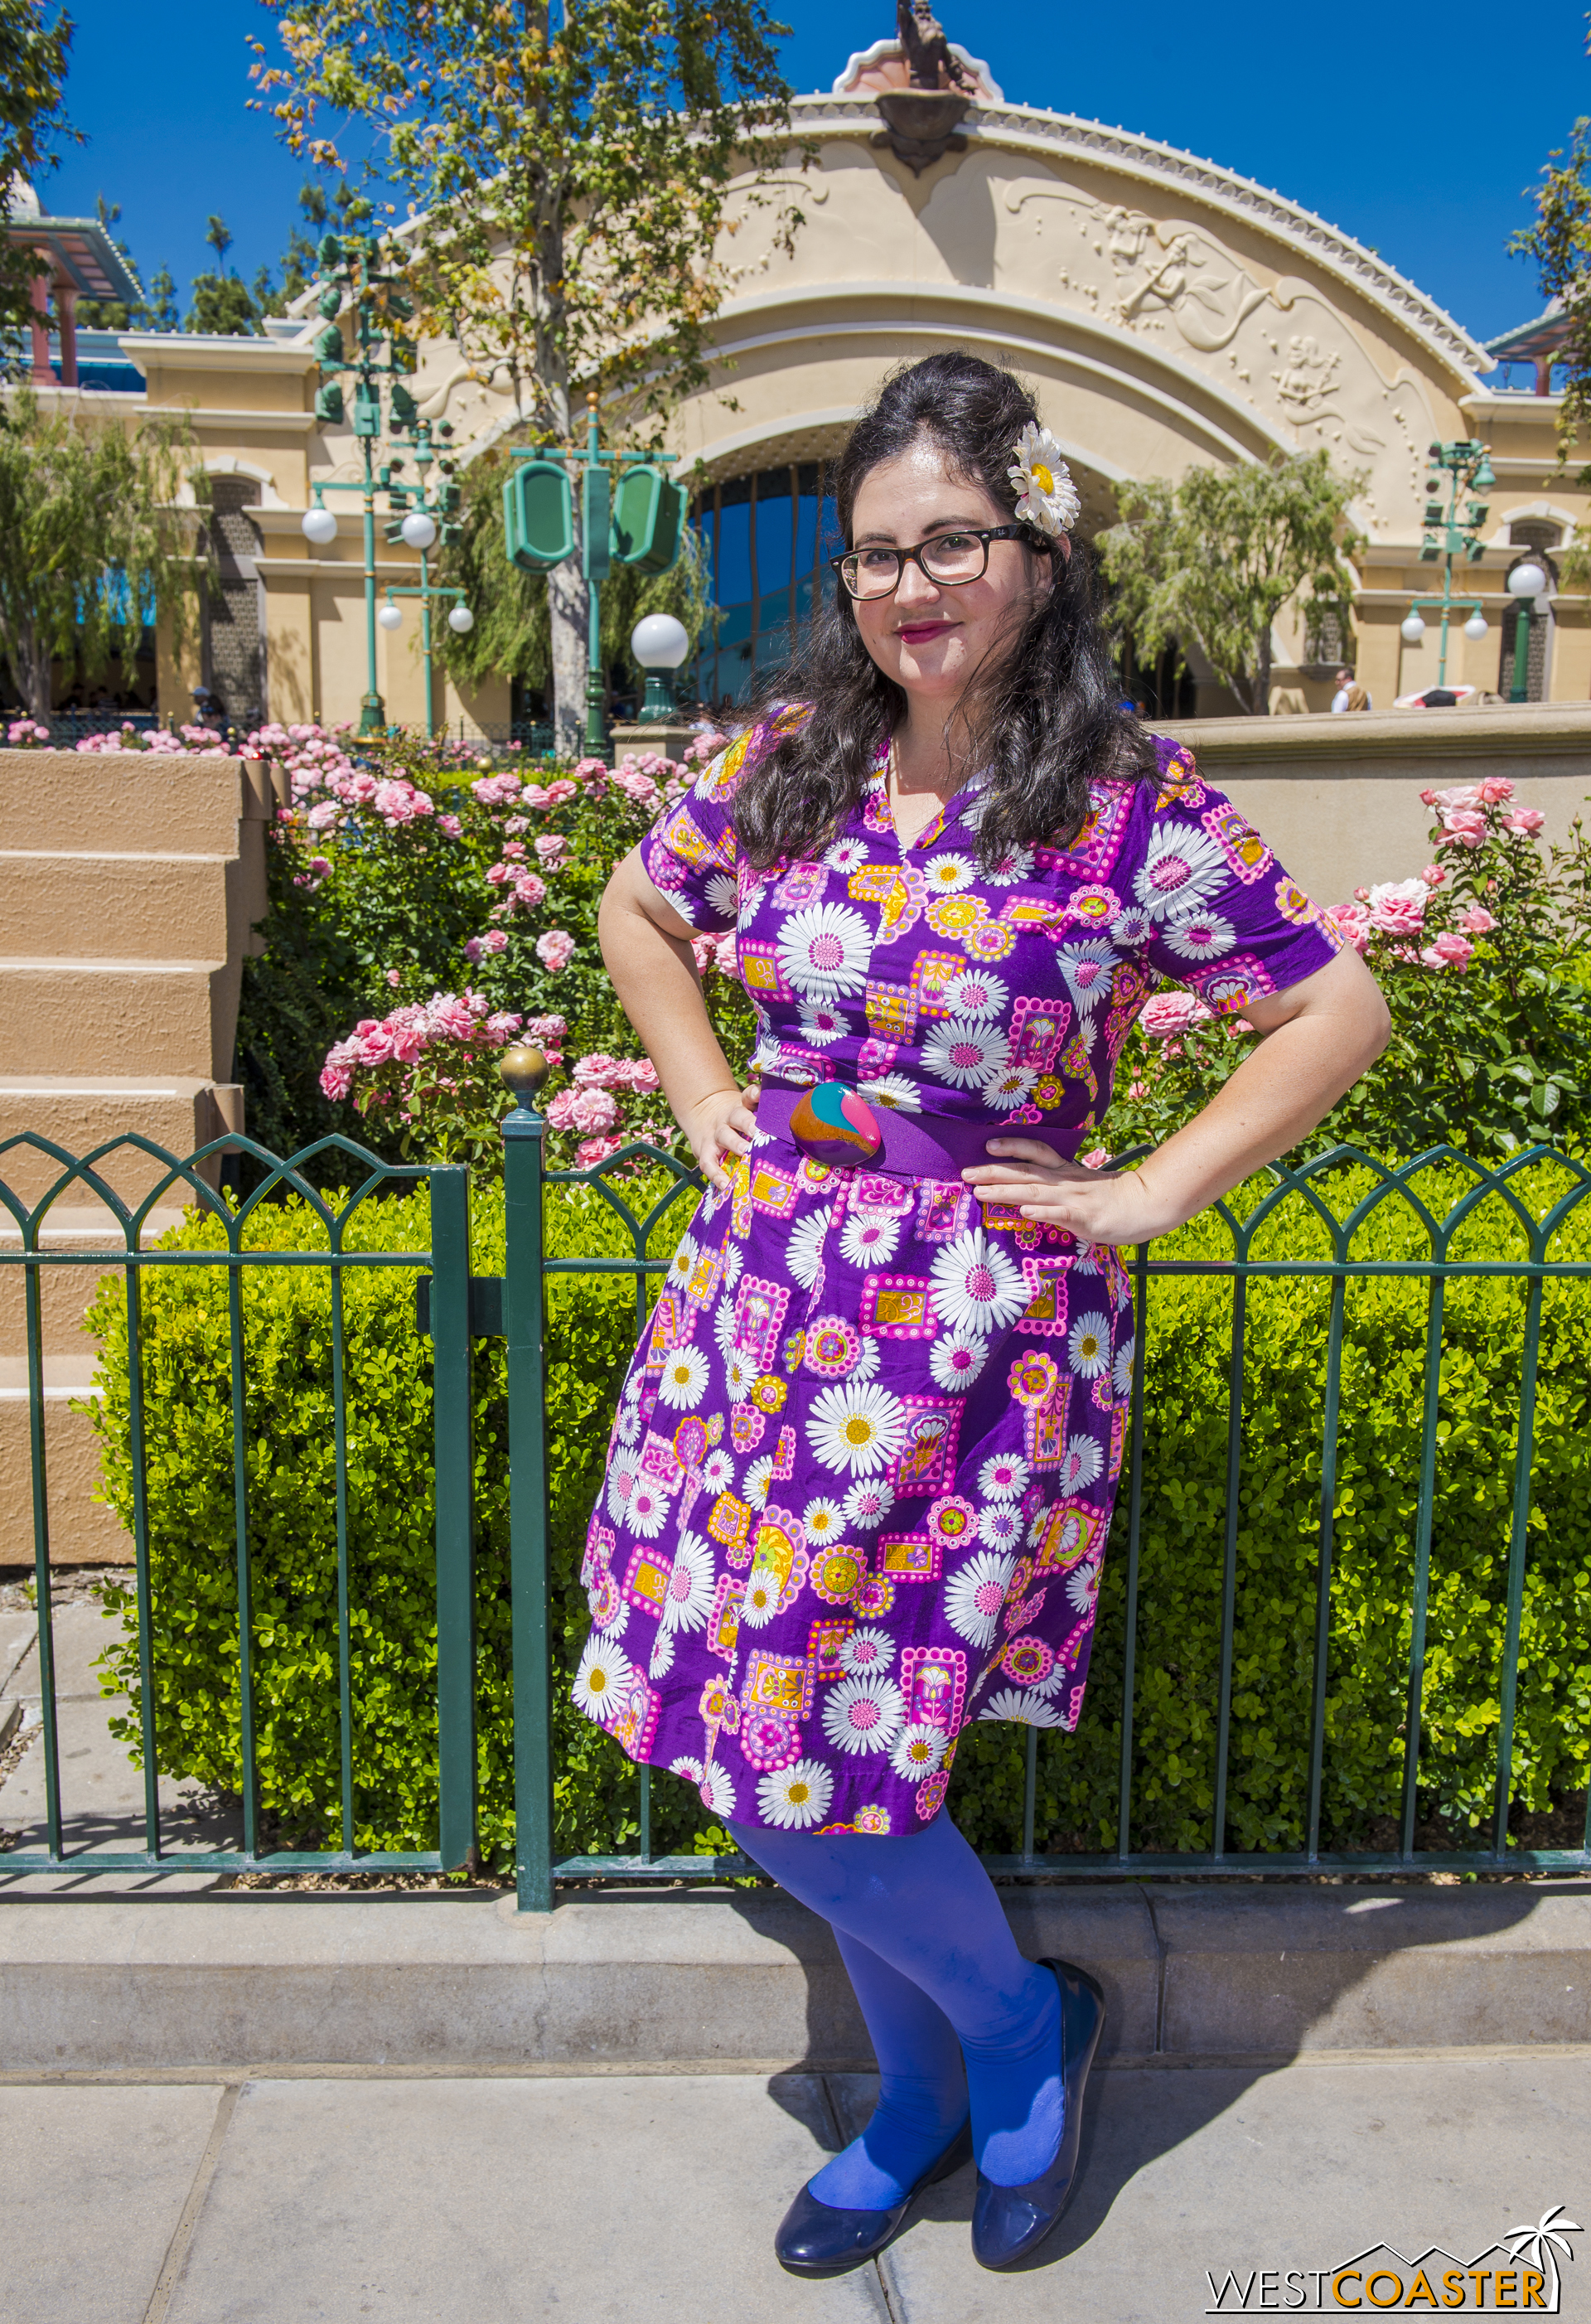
top-left (1502, 2206), bottom-right (1581, 2308)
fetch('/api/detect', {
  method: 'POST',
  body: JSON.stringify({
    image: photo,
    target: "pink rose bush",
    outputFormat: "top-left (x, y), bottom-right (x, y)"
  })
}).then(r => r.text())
top-left (283, 728), bottom-right (747, 1174)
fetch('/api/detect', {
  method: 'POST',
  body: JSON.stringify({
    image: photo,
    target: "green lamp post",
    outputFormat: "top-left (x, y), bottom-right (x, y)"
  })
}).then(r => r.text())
top-left (299, 230), bottom-right (427, 734)
top-left (501, 389), bottom-right (688, 753)
top-left (375, 418), bottom-right (471, 739)
top-left (1396, 438), bottom-right (1495, 689)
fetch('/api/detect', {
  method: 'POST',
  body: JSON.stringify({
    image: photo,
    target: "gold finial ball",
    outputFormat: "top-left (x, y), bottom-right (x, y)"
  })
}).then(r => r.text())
top-left (499, 1043), bottom-right (550, 1101)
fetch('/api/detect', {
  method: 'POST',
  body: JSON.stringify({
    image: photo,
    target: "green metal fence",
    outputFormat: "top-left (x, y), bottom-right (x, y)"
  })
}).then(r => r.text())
top-left (0, 1130), bottom-right (481, 1878)
top-left (3, 1097), bottom-right (1589, 1908)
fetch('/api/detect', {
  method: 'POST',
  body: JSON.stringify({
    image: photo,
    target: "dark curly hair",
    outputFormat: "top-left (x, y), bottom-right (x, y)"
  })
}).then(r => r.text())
top-left (728, 352), bottom-right (1158, 871)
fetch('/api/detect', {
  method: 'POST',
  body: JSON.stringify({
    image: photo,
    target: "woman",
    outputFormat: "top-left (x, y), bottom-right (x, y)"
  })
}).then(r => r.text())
top-left (583, 353), bottom-right (1390, 2274)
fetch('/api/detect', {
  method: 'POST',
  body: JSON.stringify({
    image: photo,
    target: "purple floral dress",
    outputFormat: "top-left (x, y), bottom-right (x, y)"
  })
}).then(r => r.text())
top-left (573, 724), bottom-right (1342, 1834)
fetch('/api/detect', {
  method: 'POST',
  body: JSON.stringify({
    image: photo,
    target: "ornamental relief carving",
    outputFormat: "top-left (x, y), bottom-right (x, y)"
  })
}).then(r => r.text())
top-left (1000, 181), bottom-right (1437, 530)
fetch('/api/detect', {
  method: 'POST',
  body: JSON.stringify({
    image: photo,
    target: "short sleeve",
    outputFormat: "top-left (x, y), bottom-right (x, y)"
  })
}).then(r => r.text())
top-left (639, 731), bottom-right (752, 932)
top-left (1135, 743), bottom-right (1343, 1014)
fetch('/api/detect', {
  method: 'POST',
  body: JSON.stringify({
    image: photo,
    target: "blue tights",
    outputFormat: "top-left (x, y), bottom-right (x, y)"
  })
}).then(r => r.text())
top-left (728, 1813), bottom-right (1061, 2206)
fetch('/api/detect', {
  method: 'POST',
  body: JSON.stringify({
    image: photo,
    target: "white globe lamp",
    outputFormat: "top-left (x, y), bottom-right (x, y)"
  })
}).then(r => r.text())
top-left (1463, 611), bottom-right (1489, 642)
top-left (400, 510), bottom-right (438, 551)
top-left (1508, 559), bottom-right (1549, 600)
top-left (301, 505), bottom-right (337, 546)
top-left (447, 603), bottom-right (475, 634)
top-left (631, 612), bottom-right (690, 722)
top-left (377, 603), bottom-right (403, 632)
top-left (1400, 611), bottom-right (1426, 644)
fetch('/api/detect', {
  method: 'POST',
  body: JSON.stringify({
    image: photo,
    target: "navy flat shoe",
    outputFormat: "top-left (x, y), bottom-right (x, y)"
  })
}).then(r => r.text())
top-left (775, 2118), bottom-right (974, 2277)
top-left (970, 1956), bottom-right (1105, 2272)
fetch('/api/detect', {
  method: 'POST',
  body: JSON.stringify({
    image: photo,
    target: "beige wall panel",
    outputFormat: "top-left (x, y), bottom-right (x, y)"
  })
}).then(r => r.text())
top-left (1159, 704), bottom-right (1591, 902)
top-left (262, 577), bottom-right (315, 724)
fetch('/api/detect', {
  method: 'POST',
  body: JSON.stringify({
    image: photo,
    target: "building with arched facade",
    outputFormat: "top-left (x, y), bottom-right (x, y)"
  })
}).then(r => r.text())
top-left (8, 42), bottom-right (1590, 728)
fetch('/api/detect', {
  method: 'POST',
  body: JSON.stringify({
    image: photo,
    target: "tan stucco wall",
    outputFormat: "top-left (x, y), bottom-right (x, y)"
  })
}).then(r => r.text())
top-left (1158, 702), bottom-right (1591, 903)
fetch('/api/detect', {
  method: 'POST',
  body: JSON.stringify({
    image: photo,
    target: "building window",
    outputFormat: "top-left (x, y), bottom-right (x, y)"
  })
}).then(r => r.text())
top-left (689, 462), bottom-right (839, 707)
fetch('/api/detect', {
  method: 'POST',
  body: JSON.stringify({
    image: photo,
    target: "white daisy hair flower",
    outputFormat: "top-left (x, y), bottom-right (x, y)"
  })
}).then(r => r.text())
top-left (1008, 423), bottom-right (1081, 540)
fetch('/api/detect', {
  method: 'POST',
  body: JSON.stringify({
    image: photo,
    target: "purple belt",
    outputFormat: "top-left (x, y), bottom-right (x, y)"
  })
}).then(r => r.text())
top-left (757, 1081), bottom-right (1086, 1182)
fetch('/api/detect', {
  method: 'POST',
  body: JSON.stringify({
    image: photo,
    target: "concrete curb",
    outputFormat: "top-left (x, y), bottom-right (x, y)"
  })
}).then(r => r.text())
top-left (1, 1882), bottom-right (1586, 2073)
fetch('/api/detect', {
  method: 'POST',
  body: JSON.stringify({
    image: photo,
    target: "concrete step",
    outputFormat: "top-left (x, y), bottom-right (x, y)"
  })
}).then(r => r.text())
top-left (0, 1203), bottom-right (196, 1357)
top-left (0, 961), bottom-right (234, 1079)
top-left (0, 850), bottom-right (236, 961)
top-left (0, 1880), bottom-right (1585, 2070)
top-left (0, 1373), bottom-right (129, 1563)
top-left (0, 1081), bottom-right (242, 1206)
top-left (0, 748), bottom-right (279, 853)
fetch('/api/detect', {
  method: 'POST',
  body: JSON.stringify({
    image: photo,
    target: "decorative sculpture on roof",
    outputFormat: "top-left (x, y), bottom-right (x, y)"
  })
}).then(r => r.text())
top-left (897, 0), bottom-right (974, 91)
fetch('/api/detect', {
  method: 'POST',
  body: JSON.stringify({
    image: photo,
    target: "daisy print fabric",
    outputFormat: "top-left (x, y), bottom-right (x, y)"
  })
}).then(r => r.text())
top-left (570, 719), bottom-right (1342, 1834)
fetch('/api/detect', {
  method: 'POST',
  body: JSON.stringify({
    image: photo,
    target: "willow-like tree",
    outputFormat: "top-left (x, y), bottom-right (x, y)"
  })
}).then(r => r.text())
top-left (0, 392), bottom-right (206, 716)
top-left (1096, 451), bottom-right (1362, 716)
top-left (252, 0), bottom-right (804, 750)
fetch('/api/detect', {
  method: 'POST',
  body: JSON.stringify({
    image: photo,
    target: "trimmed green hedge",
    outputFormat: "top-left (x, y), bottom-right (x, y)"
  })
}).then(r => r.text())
top-left (86, 1158), bottom-right (1591, 1865)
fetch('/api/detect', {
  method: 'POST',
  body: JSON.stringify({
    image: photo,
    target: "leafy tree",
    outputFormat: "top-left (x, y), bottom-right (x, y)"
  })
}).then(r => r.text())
top-left (0, 0), bottom-right (78, 355)
top-left (0, 389), bottom-right (207, 714)
top-left (139, 263), bottom-right (179, 333)
top-left (1511, 62), bottom-right (1591, 474)
top-left (1096, 450), bottom-right (1363, 716)
top-left (252, 0), bottom-right (805, 749)
top-left (186, 214), bottom-right (265, 336)
top-left (436, 436), bottom-right (716, 716)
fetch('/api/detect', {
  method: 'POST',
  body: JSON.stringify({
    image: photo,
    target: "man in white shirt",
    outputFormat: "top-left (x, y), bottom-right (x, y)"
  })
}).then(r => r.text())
top-left (1331, 668), bottom-right (1371, 712)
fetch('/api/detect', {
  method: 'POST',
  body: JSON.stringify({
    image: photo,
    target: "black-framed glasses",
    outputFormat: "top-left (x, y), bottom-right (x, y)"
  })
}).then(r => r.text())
top-left (829, 523), bottom-right (1042, 601)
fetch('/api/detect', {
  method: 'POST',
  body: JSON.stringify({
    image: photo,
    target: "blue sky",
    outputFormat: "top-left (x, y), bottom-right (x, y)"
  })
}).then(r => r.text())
top-left (43, 0), bottom-right (1587, 354)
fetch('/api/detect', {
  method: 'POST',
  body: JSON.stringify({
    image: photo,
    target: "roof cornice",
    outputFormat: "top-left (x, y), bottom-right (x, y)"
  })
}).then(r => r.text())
top-left (118, 334), bottom-right (320, 377)
top-left (787, 93), bottom-right (1490, 380)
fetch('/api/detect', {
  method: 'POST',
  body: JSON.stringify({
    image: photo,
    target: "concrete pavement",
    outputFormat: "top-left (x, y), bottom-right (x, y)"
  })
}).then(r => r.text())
top-left (4, 2050), bottom-right (1587, 2323)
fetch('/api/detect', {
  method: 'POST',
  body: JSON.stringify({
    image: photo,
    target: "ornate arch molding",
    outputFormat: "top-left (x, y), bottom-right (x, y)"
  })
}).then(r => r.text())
top-left (702, 278), bottom-right (1295, 477)
top-left (786, 94), bottom-right (1489, 385)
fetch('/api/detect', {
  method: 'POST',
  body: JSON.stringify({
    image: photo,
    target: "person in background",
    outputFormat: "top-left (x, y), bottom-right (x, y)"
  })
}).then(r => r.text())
top-left (1331, 667), bottom-right (1371, 713)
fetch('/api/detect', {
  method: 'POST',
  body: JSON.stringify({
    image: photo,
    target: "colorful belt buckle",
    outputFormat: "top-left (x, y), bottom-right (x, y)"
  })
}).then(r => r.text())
top-left (788, 1082), bottom-right (883, 1168)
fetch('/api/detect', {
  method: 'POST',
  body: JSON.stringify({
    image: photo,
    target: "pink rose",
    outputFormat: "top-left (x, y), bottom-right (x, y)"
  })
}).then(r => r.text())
top-left (1506, 808), bottom-right (1545, 834)
top-left (1421, 932), bottom-right (1474, 971)
top-left (572, 1053), bottom-right (625, 1088)
top-left (463, 929), bottom-right (510, 963)
top-left (536, 929), bottom-right (577, 972)
top-left (1324, 904), bottom-right (1370, 956)
top-left (571, 1087), bottom-right (620, 1133)
top-left (534, 834), bottom-right (568, 867)
top-left (1080, 1147), bottom-right (1111, 1170)
top-left (1139, 992), bottom-right (1213, 1038)
top-left (1437, 810), bottom-right (1487, 848)
top-left (486, 863), bottom-right (511, 885)
top-left (471, 772), bottom-right (523, 806)
top-left (525, 1014), bottom-right (568, 1043)
top-left (520, 783), bottom-right (553, 810)
top-left (1420, 864), bottom-right (1446, 887)
top-left (306, 801), bottom-right (341, 831)
top-left (1477, 777), bottom-right (1516, 804)
top-left (1364, 879), bottom-right (1428, 935)
top-left (544, 778), bottom-right (579, 805)
top-left (1458, 905), bottom-right (1497, 935)
top-left (512, 872), bottom-right (547, 908)
top-left (575, 1135), bottom-right (626, 1168)
top-left (438, 813), bottom-right (463, 837)
top-left (571, 758), bottom-right (609, 784)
